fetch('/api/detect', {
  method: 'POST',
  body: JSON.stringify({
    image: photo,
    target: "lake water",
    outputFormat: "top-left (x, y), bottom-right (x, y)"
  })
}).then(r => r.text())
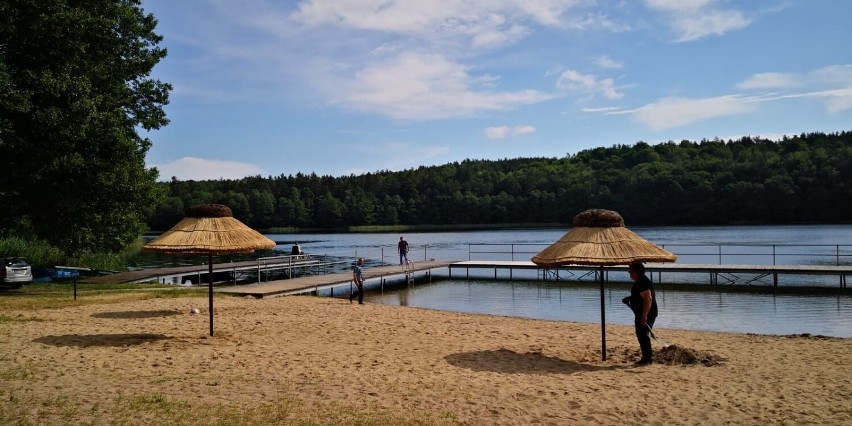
top-left (268, 225), bottom-right (852, 338)
top-left (142, 225), bottom-right (852, 338)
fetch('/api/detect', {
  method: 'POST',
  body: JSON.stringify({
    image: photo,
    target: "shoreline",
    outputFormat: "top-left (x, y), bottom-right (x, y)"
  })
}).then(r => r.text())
top-left (3, 295), bottom-right (851, 424)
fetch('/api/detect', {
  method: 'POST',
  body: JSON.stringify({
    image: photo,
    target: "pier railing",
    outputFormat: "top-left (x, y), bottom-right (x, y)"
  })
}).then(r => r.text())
top-left (467, 243), bottom-right (852, 266)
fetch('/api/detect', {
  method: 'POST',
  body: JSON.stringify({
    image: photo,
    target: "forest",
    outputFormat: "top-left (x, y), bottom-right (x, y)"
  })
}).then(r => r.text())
top-left (148, 131), bottom-right (852, 231)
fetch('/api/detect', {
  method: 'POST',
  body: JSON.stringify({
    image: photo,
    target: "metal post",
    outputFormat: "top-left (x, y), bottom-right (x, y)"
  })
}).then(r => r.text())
top-left (599, 265), bottom-right (606, 361)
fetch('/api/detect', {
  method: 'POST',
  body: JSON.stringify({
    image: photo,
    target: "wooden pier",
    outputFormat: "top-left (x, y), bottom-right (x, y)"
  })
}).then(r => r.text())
top-left (77, 258), bottom-right (850, 297)
top-left (217, 260), bottom-right (450, 298)
top-left (79, 255), bottom-right (327, 285)
top-left (448, 261), bottom-right (851, 289)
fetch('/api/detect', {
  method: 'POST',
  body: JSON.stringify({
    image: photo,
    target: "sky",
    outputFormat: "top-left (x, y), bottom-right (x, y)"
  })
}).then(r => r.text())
top-left (139, 0), bottom-right (852, 181)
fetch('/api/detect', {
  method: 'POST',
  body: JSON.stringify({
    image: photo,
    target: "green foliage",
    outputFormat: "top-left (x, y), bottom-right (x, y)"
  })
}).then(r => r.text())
top-left (0, 0), bottom-right (170, 254)
top-left (0, 236), bottom-right (65, 267)
top-left (0, 236), bottom-right (143, 271)
top-left (148, 132), bottom-right (852, 229)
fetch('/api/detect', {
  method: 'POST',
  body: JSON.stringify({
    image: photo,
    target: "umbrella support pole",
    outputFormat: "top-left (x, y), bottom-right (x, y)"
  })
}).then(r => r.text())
top-left (208, 252), bottom-right (214, 336)
top-left (600, 265), bottom-right (606, 361)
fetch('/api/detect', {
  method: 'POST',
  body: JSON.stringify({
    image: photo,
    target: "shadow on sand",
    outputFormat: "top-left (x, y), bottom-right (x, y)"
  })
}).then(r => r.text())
top-left (91, 310), bottom-right (183, 319)
top-left (34, 333), bottom-right (172, 348)
top-left (445, 348), bottom-right (621, 374)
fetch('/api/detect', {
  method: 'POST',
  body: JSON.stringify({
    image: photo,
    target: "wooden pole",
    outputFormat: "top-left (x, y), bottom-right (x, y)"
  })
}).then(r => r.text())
top-left (208, 252), bottom-right (214, 336)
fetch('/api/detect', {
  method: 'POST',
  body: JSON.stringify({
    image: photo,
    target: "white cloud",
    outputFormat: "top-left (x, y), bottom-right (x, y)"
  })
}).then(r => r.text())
top-left (736, 65), bottom-right (852, 112)
top-left (290, 0), bottom-right (574, 49)
top-left (485, 125), bottom-right (536, 139)
top-left (644, 0), bottom-right (714, 12)
top-left (557, 69), bottom-right (623, 100)
top-left (618, 95), bottom-right (756, 131)
top-left (737, 72), bottom-right (798, 90)
top-left (738, 65), bottom-right (852, 90)
top-left (763, 89), bottom-right (852, 114)
top-left (601, 64), bottom-right (852, 131)
top-left (512, 125), bottom-right (536, 136)
top-left (582, 106), bottom-right (623, 113)
top-left (154, 157), bottom-right (263, 181)
top-left (644, 0), bottom-right (752, 42)
top-left (344, 52), bottom-right (555, 120)
top-left (485, 126), bottom-right (511, 139)
top-left (823, 89), bottom-right (852, 113)
top-left (812, 64), bottom-right (852, 85)
top-left (671, 10), bottom-right (751, 42)
top-left (595, 55), bottom-right (623, 69)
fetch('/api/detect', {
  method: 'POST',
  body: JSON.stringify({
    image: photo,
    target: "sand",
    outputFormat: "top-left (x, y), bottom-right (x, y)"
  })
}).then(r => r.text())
top-left (2, 295), bottom-right (850, 425)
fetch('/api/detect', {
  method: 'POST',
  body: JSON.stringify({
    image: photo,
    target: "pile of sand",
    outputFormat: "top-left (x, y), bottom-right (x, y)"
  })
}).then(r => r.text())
top-left (655, 345), bottom-right (726, 366)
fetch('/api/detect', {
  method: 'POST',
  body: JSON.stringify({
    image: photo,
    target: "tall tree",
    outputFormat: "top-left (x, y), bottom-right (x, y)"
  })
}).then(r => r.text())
top-left (0, 0), bottom-right (170, 253)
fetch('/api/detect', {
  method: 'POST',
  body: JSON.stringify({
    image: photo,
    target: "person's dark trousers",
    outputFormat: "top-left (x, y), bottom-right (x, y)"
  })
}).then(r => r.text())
top-left (634, 317), bottom-right (656, 361)
top-left (350, 284), bottom-right (364, 304)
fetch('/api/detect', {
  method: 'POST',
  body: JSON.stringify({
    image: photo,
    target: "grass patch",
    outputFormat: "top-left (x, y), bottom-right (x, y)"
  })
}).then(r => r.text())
top-left (0, 283), bottom-right (207, 311)
top-left (0, 313), bottom-right (44, 324)
top-left (0, 389), bottom-right (463, 426)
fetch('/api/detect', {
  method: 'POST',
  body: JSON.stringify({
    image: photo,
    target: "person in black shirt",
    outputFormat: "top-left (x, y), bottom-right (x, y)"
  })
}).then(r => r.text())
top-left (623, 262), bottom-right (658, 366)
top-left (398, 236), bottom-right (410, 266)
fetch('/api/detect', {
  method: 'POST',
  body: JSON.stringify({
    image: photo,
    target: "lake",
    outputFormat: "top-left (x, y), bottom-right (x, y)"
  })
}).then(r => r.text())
top-left (260, 225), bottom-right (852, 338)
top-left (144, 224), bottom-right (852, 338)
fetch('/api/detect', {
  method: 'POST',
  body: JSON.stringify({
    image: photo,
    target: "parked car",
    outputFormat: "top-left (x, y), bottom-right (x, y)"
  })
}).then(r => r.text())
top-left (1, 256), bottom-right (33, 288)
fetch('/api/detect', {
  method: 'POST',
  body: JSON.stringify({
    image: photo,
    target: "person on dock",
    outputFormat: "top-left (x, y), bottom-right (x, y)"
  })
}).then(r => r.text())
top-left (291, 242), bottom-right (302, 256)
top-left (623, 262), bottom-right (658, 366)
top-left (398, 236), bottom-right (410, 266)
top-left (350, 258), bottom-right (365, 304)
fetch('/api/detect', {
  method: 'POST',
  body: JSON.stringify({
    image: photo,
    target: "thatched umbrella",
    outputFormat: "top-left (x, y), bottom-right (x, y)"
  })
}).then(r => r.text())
top-left (531, 209), bottom-right (676, 361)
top-left (143, 204), bottom-right (275, 336)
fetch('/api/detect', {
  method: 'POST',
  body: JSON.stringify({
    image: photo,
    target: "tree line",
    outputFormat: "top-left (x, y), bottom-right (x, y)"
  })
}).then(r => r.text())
top-left (149, 131), bottom-right (852, 231)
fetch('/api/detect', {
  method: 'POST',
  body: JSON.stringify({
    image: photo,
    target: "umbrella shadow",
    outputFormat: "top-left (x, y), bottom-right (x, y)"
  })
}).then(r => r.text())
top-left (445, 348), bottom-right (619, 374)
top-left (34, 333), bottom-right (172, 348)
top-left (91, 310), bottom-right (182, 319)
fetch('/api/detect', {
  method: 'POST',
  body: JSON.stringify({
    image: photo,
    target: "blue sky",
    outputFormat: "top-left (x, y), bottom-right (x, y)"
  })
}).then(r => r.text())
top-left (140, 0), bottom-right (852, 181)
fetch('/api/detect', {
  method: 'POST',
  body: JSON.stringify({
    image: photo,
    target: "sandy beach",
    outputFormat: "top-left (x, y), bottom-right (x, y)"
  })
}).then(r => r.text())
top-left (2, 294), bottom-right (850, 425)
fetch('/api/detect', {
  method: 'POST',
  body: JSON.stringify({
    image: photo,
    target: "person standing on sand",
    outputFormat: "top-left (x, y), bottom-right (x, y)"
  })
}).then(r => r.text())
top-left (398, 236), bottom-right (410, 266)
top-left (349, 258), bottom-right (365, 304)
top-left (623, 262), bottom-right (658, 366)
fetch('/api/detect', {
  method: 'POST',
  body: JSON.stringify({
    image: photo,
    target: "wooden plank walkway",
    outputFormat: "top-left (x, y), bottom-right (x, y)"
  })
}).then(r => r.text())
top-left (217, 260), bottom-right (451, 298)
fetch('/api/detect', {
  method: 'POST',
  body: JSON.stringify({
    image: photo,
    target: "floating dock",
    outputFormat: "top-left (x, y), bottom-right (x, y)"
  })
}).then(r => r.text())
top-left (78, 258), bottom-right (850, 297)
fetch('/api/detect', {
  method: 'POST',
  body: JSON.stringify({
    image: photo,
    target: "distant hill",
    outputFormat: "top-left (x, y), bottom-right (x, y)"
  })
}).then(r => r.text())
top-left (148, 131), bottom-right (852, 230)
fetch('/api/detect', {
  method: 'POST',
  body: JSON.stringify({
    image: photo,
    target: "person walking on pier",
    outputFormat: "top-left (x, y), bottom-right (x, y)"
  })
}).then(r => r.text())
top-left (623, 262), bottom-right (658, 366)
top-left (350, 258), bottom-right (365, 304)
top-left (398, 236), bottom-right (410, 266)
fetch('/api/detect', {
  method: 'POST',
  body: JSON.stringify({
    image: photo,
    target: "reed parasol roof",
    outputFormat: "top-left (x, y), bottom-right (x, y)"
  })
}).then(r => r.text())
top-left (142, 204), bottom-right (275, 337)
top-left (531, 208), bottom-right (676, 361)
top-left (531, 209), bottom-right (676, 267)
top-left (143, 204), bottom-right (275, 255)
